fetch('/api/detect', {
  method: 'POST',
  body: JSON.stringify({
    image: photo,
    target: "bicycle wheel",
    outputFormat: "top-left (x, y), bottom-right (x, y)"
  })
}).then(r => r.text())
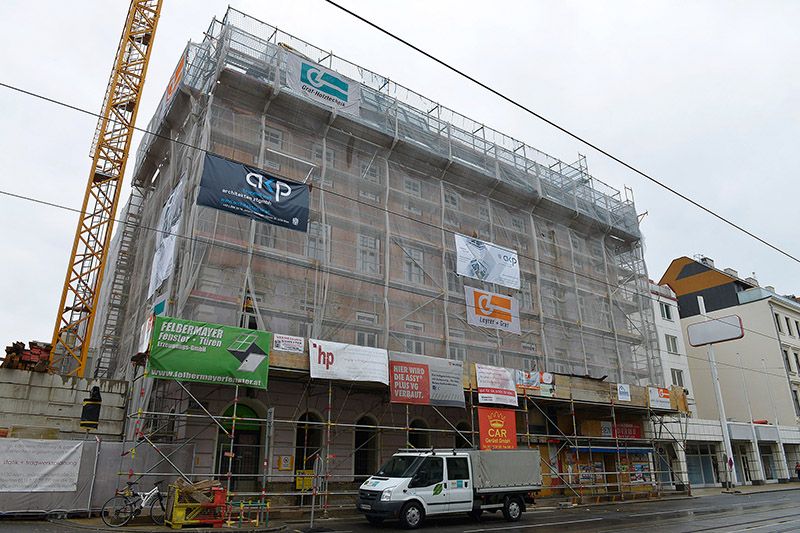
top-left (101, 495), bottom-right (135, 527)
top-left (149, 495), bottom-right (166, 525)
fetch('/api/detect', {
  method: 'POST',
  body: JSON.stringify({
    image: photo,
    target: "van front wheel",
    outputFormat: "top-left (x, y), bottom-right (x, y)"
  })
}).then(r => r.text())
top-left (503, 496), bottom-right (522, 522)
top-left (400, 501), bottom-right (425, 529)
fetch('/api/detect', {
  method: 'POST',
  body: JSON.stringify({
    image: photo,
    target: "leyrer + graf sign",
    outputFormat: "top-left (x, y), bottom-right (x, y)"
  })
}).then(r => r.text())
top-left (148, 316), bottom-right (271, 389)
top-left (197, 153), bottom-right (310, 232)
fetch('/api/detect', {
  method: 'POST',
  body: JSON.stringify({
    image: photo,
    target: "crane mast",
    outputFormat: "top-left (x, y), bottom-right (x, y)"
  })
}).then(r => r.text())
top-left (50, 0), bottom-right (163, 377)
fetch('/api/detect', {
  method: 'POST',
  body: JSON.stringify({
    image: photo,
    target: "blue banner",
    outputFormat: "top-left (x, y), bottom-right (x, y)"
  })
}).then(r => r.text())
top-left (197, 153), bottom-right (310, 232)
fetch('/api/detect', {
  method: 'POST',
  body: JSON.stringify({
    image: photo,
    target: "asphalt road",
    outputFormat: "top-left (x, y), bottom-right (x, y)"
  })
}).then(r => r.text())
top-left (0, 490), bottom-right (798, 532)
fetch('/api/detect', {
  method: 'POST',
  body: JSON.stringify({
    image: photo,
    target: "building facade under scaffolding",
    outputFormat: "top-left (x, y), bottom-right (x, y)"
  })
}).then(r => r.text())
top-left (89, 8), bottom-right (684, 508)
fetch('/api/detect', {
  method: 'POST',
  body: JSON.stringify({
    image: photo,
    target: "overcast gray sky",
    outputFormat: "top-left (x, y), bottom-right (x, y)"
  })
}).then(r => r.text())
top-left (1, 1), bottom-right (798, 347)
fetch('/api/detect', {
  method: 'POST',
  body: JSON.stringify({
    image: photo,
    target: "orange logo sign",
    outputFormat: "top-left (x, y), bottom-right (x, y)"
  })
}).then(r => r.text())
top-left (477, 407), bottom-right (517, 450)
top-left (472, 290), bottom-right (512, 322)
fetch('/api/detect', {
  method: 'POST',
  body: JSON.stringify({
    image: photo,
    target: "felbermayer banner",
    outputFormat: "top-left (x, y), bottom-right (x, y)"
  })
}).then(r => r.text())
top-left (454, 234), bottom-right (520, 289)
top-left (309, 339), bottom-right (388, 385)
top-left (389, 353), bottom-right (465, 408)
top-left (286, 52), bottom-right (361, 116)
top-left (149, 316), bottom-right (271, 389)
top-left (197, 153), bottom-right (309, 232)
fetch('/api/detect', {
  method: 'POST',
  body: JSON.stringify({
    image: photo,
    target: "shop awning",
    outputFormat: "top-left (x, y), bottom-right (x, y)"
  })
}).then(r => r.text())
top-left (570, 446), bottom-right (653, 454)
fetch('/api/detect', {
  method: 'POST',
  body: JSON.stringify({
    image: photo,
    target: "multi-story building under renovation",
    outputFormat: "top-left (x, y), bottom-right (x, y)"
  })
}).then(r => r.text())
top-left (92, 8), bottom-right (683, 509)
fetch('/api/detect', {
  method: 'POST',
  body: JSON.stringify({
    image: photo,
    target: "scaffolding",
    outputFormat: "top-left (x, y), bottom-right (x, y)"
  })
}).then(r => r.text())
top-left (89, 6), bottom-right (676, 515)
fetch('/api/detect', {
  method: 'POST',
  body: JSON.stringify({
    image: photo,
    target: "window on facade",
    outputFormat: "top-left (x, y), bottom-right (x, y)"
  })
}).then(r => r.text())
top-left (403, 247), bottom-right (425, 284)
top-left (360, 160), bottom-right (380, 183)
top-left (356, 331), bottom-right (378, 348)
top-left (478, 205), bottom-right (490, 222)
top-left (775, 313), bottom-right (783, 333)
top-left (444, 191), bottom-right (459, 209)
top-left (357, 234), bottom-right (381, 275)
top-left (404, 177), bottom-right (422, 198)
top-left (793, 390), bottom-right (800, 416)
top-left (356, 311), bottom-right (377, 324)
top-left (449, 345), bottom-right (467, 361)
top-left (358, 189), bottom-right (380, 203)
top-left (520, 279), bottom-right (534, 311)
top-left (305, 222), bottom-right (330, 261)
top-left (295, 412), bottom-right (323, 471)
top-left (264, 126), bottom-right (283, 149)
top-left (447, 272), bottom-right (463, 293)
top-left (405, 338), bottom-right (424, 355)
top-left (408, 419), bottom-right (429, 448)
top-left (405, 321), bottom-right (424, 333)
top-left (353, 416), bottom-right (379, 477)
top-left (405, 200), bottom-right (422, 216)
top-left (795, 353), bottom-right (800, 375)
top-left (665, 334), bottom-right (679, 354)
top-left (796, 321), bottom-right (800, 338)
top-left (313, 144), bottom-right (335, 167)
top-left (511, 217), bottom-right (525, 233)
top-left (454, 422), bottom-right (472, 449)
top-left (660, 302), bottom-right (673, 321)
top-left (671, 368), bottom-right (684, 387)
top-left (785, 316), bottom-right (794, 336)
top-left (784, 350), bottom-right (792, 373)
top-left (255, 224), bottom-right (275, 248)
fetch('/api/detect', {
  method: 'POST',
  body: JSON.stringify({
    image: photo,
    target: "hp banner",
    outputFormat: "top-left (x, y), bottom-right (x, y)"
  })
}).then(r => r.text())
top-left (197, 153), bottom-right (309, 232)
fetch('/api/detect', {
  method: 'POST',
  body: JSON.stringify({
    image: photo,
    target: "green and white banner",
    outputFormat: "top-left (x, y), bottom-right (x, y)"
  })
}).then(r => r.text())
top-left (148, 316), bottom-right (271, 389)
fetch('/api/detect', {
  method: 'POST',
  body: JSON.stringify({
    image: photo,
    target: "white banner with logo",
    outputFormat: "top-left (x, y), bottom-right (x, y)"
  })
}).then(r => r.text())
top-left (272, 334), bottom-right (305, 353)
top-left (475, 363), bottom-right (518, 406)
top-left (617, 383), bottom-right (632, 402)
top-left (455, 234), bottom-right (520, 289)
top-left (464, 286), bottom-right (521, 334)
top-left (515, 370), bottom-right (555, 397)
top-left (648, 386), bottom-right (671, 409)
top-left (286, 52), bottom-right (361, 116)
top-left (309, 339), bottom-right (388, 385)
top-left (148, 181), bottom-right (185, 297)
top-left (0, 439), bottom-right (82, 492)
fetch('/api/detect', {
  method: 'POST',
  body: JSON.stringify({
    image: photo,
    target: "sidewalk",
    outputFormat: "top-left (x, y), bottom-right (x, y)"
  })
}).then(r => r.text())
top-left (691, 481), bottom-right (800, 498)
top-left (55, 516), bottom-right (286, 532)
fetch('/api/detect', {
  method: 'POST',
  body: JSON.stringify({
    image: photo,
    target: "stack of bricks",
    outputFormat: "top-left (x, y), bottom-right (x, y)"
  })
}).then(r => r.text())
top-left (2, 341), bottom-right (51, 372)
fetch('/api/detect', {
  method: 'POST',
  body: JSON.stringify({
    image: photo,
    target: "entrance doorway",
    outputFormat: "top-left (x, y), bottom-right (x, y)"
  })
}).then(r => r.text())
top-left (215, 404), bottom-right (262, 493)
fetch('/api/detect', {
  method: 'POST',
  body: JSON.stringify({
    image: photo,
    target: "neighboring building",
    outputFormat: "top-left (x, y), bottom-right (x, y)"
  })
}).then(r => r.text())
top-left (650, 281), bottom-right (695, 415)
top-left (660, 256), bottom-right (800, 485)
top-left (89, 9), bottom-right (677, 505)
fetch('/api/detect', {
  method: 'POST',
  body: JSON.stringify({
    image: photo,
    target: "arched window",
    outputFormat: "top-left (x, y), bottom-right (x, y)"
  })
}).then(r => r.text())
top-left (454, 421), bottom-right (472, 448)
top-left (408, 419), bottom-right (429, 449)
top-left (295, 412), bottom-right (323, 472)
top-left (215, 404), bottom-right (262, 492)
top-left (354, 415), bottom-right (379, 477)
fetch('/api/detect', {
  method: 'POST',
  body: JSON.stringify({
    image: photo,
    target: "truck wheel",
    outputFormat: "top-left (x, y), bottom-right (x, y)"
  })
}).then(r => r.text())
top-left (366, 515), bottom-right (385, 525)
top-left (400, 501), bottom-right (425, 529)
top-left (468, 509), bottom-right (484, 520)
top-left (503, 496), bottom-right (522, 522)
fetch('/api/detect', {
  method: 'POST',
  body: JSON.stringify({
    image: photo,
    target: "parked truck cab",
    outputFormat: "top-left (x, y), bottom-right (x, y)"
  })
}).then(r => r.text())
top-left (357, 448), bottom-right (541, 529)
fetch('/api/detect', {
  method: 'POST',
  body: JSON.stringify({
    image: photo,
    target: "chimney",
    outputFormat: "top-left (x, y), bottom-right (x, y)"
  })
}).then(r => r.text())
top-left (765, 285), bottom-right (775, 293)
top-left (700, 256), bottom-right (715, 268)
top-left (745, 277), bottom-right (759, 286)
top-left (723, 268), bottom-right (738, 278)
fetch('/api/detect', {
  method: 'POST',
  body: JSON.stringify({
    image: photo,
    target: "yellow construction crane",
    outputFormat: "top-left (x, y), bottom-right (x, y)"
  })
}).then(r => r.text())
top-left (50, 0), bottom-right (163, 377)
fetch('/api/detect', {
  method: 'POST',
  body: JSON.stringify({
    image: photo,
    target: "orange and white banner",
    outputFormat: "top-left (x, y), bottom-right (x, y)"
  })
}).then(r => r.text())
top-left (477, 407), bottom-right (517, 450)
top-left (464, 286), bottom-right (520, 334)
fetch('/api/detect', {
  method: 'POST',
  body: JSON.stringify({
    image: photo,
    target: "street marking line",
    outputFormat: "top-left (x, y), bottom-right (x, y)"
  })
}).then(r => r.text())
top-left (728, 518), bottom-right (800, 532)
top-left (628, 508), bottom-right (696, 517)
top-left (463, 517), bottom-right (603, 532)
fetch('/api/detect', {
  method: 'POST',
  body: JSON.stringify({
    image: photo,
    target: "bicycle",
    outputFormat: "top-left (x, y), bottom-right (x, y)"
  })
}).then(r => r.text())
top-left (101, 480), bottom-right (166, 527)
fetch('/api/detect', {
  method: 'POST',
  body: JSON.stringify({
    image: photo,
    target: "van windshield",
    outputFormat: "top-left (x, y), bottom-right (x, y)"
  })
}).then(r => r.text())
top-left (375, 455), bottom-right (424, 478)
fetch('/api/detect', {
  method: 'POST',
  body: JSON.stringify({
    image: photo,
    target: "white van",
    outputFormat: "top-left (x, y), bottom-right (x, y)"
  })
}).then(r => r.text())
top-left (357, 448), bottom-right (541, 529)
